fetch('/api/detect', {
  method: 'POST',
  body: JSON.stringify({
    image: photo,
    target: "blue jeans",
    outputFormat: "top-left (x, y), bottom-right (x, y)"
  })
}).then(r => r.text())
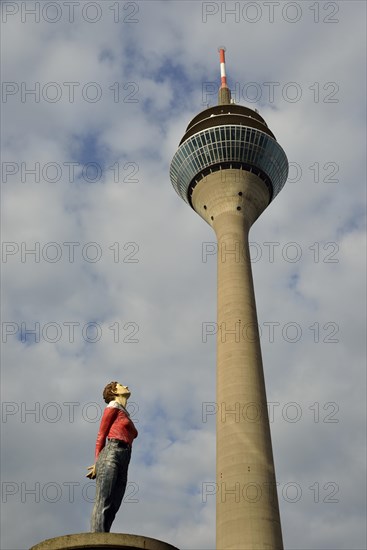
top-left (91, 439), bottom-right (131, 532)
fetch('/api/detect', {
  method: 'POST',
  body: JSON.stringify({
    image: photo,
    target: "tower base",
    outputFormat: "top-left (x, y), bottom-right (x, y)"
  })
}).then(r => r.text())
top-left (29, 533), bottom-right (180, 550)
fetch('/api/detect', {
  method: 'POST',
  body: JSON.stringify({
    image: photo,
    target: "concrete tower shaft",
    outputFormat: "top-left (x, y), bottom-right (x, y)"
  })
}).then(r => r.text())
top-left (191, 170), bottom-right (283, 550)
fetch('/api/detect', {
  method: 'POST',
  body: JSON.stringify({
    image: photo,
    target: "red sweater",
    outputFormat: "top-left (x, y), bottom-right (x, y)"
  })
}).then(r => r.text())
top-left (95, 401), bottom-right (138, 461)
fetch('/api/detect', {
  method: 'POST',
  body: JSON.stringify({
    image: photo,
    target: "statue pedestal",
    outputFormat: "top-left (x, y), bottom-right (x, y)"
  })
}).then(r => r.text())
top-left (29, 533), bottom-right (180, 550)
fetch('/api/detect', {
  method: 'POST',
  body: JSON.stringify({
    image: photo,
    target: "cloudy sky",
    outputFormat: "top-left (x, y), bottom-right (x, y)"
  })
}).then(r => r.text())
top-left (1, 1), bottom-right (366, 549)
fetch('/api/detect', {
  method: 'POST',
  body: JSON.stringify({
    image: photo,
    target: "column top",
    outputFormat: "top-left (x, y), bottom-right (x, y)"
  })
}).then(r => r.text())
top-left (30, 533), bottom-right (180, 550)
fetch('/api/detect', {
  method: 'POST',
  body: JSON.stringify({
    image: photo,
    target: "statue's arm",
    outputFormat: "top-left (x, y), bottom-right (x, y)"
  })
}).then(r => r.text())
top-left (94, 406), bottom-right (118, 460)
top-left (86, 406), bottom-right (118, 478)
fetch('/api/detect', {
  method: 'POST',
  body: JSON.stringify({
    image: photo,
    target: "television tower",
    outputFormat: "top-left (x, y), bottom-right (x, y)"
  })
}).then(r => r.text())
top-left (170, 48), bottom-right (288, 550)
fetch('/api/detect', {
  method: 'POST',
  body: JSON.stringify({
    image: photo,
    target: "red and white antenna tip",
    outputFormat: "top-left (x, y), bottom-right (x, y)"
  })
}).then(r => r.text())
top-left (218, 46), bottom-right (227, 88)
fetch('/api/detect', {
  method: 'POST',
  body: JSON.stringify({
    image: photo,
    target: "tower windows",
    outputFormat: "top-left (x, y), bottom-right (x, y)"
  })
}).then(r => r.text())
top-left (170, 124), bottom-right (288, 205)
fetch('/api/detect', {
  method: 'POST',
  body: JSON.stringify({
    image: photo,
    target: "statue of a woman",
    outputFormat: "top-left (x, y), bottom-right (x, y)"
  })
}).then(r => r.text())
top-left (87, 382), bottom-right (138, 532)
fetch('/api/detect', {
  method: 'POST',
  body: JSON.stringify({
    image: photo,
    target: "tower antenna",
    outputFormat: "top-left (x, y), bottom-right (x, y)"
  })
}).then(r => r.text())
top-left (218, 46), bottom-right (231, 105)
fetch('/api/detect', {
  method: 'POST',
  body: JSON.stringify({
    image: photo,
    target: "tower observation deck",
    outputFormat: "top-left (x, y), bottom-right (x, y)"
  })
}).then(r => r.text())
top-left (170, 103), bottom-right (288, 209)
top-left (170, 47), bottom-right (288, 213)
top-left (170, 49), bottom-right (288, 550)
